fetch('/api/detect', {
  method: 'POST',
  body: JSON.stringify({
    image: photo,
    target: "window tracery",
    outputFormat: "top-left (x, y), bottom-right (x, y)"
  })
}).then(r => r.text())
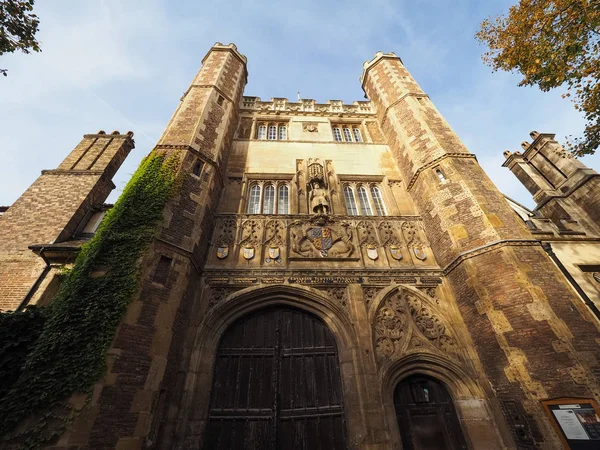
top-left (332, 124), bottom-right (364, 143)
top-left (256, 122), bottom-right (289, 140)
top-left (343, 183), bottom-right (387, 216)
top-left (246, 181), bottom-right (291, 214)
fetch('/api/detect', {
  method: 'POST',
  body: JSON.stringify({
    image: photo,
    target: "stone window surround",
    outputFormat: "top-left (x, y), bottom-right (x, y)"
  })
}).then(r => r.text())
top-left (243, 173), bottom-right (294, 215)
top-left (339, 177), bottom-right (388, 217)
top-left (256, 120), bottom-right (289, 141)
top-left (332, 122), bottom-right (364, 143)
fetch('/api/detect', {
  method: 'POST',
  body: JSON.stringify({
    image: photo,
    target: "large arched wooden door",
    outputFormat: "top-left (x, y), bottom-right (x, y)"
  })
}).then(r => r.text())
top-left (394, 375), bottom-right (468, 450)
top-left (203, 306), bottom-right (349, 450)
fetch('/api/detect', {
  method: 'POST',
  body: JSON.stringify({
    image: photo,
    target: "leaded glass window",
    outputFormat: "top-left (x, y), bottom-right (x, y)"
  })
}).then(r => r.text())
top-left (278, 185), bottom-right (289, 214)
top-left (357, 186), bottom-right (373, 216)
top-left (247, 185), bottom-right (262, 214)
top-left (343, 128), bottom-right (352, 142)
top-left (257, 125), bottom-right (267, 140)
top-left (344, 186), bottom-right (358, 216)
top-left (370, 186), bottom-right (387, 216)
top-left (333, 127), bottom-right (342, 142)
top-left (278, 126), bottom-right (287, 140)
top-left (263, 185), bottom-right (275, 214)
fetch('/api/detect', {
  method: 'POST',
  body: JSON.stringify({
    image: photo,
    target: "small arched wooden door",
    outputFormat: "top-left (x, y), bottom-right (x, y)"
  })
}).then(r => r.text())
top-left (203, 306), bottom-right (349, 450)
top-left (394, 375), bottom-right (468, 450)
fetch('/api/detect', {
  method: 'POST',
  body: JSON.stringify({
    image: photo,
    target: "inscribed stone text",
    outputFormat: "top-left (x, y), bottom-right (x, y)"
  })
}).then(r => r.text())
top-left (420, 277), bottom-right (442, 284)
top-left (232, 277), bottom-right (258, 284)
top-left (207, 278), bottom-right (230, 285)
top-left (394, 277), bottom-right (417, 284)
top-left (368, 277), bottom-right (392, 283)
top-left (288, 276), bottom-right (363, 284)
top-left (262, 277), bottom-right (286, 284)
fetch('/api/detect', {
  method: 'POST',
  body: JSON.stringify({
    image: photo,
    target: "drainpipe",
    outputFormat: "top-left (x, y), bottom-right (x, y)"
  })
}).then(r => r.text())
top-left (17, 247), bottom-right (50, 311)
top-left (542, 242), bottom-right (600, 322)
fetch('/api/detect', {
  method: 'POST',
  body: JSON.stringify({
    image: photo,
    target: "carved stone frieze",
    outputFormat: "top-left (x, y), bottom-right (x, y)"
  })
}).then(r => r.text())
top-left (374, 290), bottom-right (408, 358)
top-left (214, 218), bottom-right (237, 247)
top-left (264, 220), bottom-right (285, 247)
top-left (401, 221), bottom-right (427, 260)
top-left (362, 285), bottom-right (384, 306)
top-left (418, 286), bottom-right (440, 304)
top-left (357, 220), bottom-right (379, 247)
top-left (401, 221), bottom-right (417, 244)
top-left (374, 287), bottom-right (458, 361)
top-left (207, 286), bottom-right (242, 308)
top-left (240, 97), bottom-right (374, 116)
top-left (378, 221), bottom-right (401, 246)
top-left (324, 287), bottom-right (348, 308)
top-left (264, 220), bottom-right (285, 263)
top-left (239, 219), bottom-right (262, 247)
top-left (302, 122), bottom-right (319, 132)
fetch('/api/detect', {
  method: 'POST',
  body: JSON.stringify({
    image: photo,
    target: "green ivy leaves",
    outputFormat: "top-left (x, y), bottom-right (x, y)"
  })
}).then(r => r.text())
top-left (0, 152), bottom-right (180, 448)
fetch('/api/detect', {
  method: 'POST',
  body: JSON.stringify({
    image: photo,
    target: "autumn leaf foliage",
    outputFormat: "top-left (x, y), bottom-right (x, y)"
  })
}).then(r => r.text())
top-left (477, 0), bottom-right (600, 156)
top-left (0, 0), bottom-right (40, 76)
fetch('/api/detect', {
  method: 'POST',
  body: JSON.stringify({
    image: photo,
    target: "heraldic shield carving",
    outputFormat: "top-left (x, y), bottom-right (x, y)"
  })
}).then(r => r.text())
top-left (290, 216), bottom-right (355, 258)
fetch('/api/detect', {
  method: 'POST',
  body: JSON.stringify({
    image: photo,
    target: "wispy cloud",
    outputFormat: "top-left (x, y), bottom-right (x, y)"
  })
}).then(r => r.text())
top-left (0, 0), bottom-right (597, 208)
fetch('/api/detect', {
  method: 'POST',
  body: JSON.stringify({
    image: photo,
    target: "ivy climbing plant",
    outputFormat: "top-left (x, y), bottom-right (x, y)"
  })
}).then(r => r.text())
top-left (0, 306), bottom-right (45, 402)
top-left (0, 151), bottom-right (180, 448)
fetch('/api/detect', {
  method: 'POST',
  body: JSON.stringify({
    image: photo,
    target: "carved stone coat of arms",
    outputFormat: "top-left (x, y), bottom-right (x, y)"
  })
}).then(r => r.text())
top-left (290, 217), bottom-right (354, 258)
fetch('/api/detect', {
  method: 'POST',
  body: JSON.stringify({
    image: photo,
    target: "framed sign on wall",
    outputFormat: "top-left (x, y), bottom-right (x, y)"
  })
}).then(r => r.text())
top-left (542, 398), bottom-right (600, 449)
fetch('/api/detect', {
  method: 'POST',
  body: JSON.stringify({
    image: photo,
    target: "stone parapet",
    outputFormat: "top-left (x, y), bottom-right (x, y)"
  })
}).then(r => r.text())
top-left (240, 96), bottom-right (374, 116)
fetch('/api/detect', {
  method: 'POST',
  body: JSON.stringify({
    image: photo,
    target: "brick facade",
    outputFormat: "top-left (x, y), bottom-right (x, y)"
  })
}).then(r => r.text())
top-left (2, 44), bottom-right (600, 450)
top-left (0, 132), bottom-right (133, 312)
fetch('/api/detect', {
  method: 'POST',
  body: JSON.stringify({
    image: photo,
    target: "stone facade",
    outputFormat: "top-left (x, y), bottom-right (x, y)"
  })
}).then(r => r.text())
top-left (1, 43), bottom-right (600, 449)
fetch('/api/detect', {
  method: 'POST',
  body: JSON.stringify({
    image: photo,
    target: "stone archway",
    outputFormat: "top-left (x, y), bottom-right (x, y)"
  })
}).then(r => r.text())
top-left (203, 305), bottom-right (349, 449)
top-left (165, 284), bottom-right (373, 449)
top-left (393, 373), bottom-right (468, 450)
top-left (381, 353), bottom-right (507, 450)
top-left (369, 286), bottom-right (510, 450)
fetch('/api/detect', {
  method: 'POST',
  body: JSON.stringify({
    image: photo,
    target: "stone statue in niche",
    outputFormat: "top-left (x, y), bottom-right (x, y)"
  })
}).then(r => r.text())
top-left (310, 181), bottom-right (330, 215)
top-left (307, 158), bottom-right (330, 215)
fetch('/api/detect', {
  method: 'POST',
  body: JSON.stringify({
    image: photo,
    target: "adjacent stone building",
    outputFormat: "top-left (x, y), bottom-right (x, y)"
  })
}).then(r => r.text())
top-left (1, 43), bottom-right (600, 449)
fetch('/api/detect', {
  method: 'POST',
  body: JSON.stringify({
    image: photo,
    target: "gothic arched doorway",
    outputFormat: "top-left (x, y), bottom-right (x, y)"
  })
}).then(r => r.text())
top-left (394, 374), bottom-right (468, 450)
top-left (203, 306), bottom-right (349, 450)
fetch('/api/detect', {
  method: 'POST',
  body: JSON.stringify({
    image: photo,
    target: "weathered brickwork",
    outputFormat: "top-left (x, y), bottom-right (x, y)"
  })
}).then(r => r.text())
top-left (57, 44), bottom-right (249, 450)
top-left (363, 51), bottom-right (600, 448)
top-left (0, 133), bottom-right (133, 311)
top-left (4, 44), bottom-right (600, 450)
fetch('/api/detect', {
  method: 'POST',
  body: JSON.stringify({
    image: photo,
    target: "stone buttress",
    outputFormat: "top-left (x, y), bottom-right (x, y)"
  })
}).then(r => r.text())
top-left (361, 52), bottom-right (600, 449)
top-left (54, 43), bottom-right (247, 449)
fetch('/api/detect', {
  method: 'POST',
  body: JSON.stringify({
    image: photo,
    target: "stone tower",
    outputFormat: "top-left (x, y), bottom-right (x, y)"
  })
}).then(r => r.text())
top-left (2, 44), bottom-right (600, 450)
top-left (361, 51), bottom-right (600, 448)
top-left (51, 42), bottom-right (248, 449)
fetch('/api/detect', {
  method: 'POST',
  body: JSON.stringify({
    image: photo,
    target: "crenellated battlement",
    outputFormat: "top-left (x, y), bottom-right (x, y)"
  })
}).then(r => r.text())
top-left (240, 96), bottom-right (374, 116)
top-left (360, 51), bottom-right (402, 86)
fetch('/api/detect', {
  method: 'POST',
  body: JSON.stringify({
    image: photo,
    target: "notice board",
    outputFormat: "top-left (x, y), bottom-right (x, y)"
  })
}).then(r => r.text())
top-left (542, 398), bottom-right (600, 449)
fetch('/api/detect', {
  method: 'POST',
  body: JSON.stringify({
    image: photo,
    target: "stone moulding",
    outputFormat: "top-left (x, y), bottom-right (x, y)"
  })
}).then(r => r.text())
top-left (442, 239), bottom-right (541, 275)
top-left (405, 153), bottom-right (477, 192)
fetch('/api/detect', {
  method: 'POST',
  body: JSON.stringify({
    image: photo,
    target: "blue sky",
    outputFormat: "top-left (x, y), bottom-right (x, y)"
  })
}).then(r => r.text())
top-left (1, 0), bottom-right (598, 209)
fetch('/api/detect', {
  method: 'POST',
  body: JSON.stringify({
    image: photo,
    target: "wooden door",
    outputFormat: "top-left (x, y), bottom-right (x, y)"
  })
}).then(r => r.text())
top-left (394, 375), bottom-right (468, 450)
top-left (203, 306), bottom-right (349, 450)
